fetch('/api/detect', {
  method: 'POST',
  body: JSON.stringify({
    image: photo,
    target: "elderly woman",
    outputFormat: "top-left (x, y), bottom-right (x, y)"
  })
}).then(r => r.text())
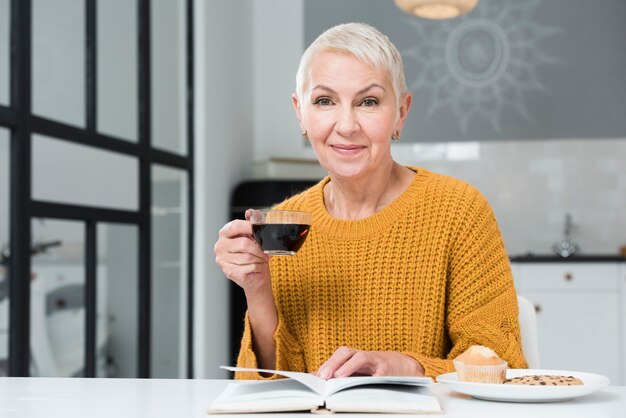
top-left (214, 23), bottom-right (527, 379)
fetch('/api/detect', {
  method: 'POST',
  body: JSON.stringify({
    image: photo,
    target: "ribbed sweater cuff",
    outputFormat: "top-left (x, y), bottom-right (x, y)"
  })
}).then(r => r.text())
top-left (403, 352), bottom-right (456, 379)
top-left (235, 313), bottom-right (302, 380)
top-left (274, 313), bottom-right (303, 371)
top-left (502, 340), bottom-right (529, 369)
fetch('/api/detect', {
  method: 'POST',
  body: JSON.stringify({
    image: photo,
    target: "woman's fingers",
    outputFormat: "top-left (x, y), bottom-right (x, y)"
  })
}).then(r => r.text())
top-left (215, 217), bottom-right (265, 257)
top-left (317, 346), bottom-right (357, 379)
top-left (218, 219), bottom-right (253, 239)
top-left (333, 351), bottom-right (374, 377)
top-left (318, 349), bottom-right (424, 378)
top-left (216, 239), bottom-right (267, 276)
top-left (224, 252), bottom-right (265, 266)
top-left (229, 236), bottom-right (265, 258)
top-left (214, 218), bottom-right (270, 290)
top-left (220, 259), bottom-right (267, 284)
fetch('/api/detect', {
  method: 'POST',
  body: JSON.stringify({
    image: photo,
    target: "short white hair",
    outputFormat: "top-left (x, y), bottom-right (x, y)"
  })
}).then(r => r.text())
top-left (295, 23), bottom-right (407, 104)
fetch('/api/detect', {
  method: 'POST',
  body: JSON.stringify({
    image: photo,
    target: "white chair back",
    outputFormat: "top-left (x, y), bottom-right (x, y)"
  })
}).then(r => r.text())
top-left (517, 295), bottom-right (540, 369)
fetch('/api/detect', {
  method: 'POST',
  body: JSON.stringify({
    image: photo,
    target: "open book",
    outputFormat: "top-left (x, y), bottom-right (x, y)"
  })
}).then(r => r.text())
top-left (208, 366), bottom-right (442, 414)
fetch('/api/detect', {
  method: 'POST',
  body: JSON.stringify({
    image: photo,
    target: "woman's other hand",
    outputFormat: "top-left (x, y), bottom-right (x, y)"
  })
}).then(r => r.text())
top-left (317, 346), bottom-right (425, 379)
top-left (213, 209), bottom-right (271, 296)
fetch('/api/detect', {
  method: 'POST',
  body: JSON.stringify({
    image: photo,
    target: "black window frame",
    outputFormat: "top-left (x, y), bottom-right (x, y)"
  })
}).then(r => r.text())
top-left (1, 0), bottom-right (195, 378)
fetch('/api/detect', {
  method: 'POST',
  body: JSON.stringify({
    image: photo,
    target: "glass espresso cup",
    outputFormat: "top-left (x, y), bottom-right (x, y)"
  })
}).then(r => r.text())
top-left (250, 209), bottom-right (312, 256)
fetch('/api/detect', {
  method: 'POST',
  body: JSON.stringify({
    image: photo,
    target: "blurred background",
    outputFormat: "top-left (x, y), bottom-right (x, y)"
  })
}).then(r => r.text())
top-left (0, 0), bottom-right (625, 383)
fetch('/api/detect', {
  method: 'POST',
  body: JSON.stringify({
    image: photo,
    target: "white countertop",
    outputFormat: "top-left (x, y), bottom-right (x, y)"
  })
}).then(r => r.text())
top-left (1, 377), bottom-right (625, 418)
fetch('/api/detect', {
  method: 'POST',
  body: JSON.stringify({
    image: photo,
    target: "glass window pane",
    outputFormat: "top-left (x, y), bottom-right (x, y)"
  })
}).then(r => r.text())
top-left (151, 165), bottom-right (188, 378)
top-left (32, 0), bottom-right (85, 127)
top-left (32, 134), bottom-right (139, 211)
top-left (97, 0), bottom-right (138, 141)
top-left (0, 0), bottom-right (9, 105)
top-left (97, 223), bottom-right (138, 378)
top-left (151, 0), bottom-right (187, 154)
top-left (0, 128), bottom-right (9, 376)
top-left (30, 219), bottom-right (85, 377)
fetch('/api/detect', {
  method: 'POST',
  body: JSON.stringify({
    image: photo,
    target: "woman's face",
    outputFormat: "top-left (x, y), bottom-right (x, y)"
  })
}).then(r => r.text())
top-left (293, 51), bottom-right (411, 181)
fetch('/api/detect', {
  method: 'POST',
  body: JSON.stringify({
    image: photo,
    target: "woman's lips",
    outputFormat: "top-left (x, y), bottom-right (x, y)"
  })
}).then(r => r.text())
top-left (331, 144), bottom-right (366, 156)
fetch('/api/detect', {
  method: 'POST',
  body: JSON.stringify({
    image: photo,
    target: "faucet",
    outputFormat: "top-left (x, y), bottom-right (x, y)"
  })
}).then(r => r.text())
top-left (552, 213), bottom-right (579, 258)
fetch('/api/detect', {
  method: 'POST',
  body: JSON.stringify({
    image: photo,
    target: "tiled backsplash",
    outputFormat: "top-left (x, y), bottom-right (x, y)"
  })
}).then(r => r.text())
top-left (392, 138), bottom-right (626, 256)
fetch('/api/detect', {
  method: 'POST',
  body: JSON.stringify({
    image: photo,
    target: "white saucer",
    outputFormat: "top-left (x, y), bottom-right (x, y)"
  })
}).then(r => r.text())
top-left (437, 369), bottom-right (609, 403)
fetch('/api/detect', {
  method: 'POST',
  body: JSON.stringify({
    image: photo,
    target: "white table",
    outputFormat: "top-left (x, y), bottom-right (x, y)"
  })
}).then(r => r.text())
top-left (1, 377), bottom-right (625, 418)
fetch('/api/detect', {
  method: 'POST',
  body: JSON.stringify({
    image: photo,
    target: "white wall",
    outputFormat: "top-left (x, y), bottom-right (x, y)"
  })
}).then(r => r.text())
top-left (252, 0), bottom-right (314, 162)
top-left (194, 0), bottom-right (255, 378)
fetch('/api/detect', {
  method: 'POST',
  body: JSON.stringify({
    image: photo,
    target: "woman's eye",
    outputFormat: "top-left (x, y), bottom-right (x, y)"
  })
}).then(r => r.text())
top-left (361, 98), bottom-right (379, 107)
top-left (314, 97), bottom-right (333, 106)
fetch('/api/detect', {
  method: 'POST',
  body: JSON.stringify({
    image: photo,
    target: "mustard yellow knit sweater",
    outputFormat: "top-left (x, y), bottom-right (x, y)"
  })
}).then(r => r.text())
top-left (236, 167), bottom-right (527, 379)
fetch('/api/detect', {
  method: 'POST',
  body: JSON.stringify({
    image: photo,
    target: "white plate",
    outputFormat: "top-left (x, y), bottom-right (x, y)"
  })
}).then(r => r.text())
top-left (437, 369), bottom-right (609, 403)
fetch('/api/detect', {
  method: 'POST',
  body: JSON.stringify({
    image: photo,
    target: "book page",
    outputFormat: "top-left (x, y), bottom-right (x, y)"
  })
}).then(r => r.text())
top-left (208, 379), bottom-right (324, 413)
top-left (221, 366), bottom-right (327, 396)
top-left (222, 366), bottom-right (433, 398)
top-left (323, 375), bottom-right (433, 398)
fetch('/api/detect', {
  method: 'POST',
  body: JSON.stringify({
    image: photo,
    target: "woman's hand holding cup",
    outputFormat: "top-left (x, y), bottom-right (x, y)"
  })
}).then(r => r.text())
top-left (214, 209), bottom-right (272, 298)
top-left (214, 209), bottom-right (280, 369)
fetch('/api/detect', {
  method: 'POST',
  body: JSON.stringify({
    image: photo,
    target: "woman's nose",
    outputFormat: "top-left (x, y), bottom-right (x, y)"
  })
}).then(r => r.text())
top-left (335, 106), bottom-right (359, 137)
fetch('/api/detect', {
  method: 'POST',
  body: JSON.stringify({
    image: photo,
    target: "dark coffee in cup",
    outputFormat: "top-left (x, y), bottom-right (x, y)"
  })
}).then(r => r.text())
top-left (252, 223), bottom-right (309, 255)
top-left (250, 210), bottom-right (312, 256)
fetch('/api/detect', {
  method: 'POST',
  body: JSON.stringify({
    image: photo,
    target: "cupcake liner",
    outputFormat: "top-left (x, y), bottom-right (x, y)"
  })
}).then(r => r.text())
top-left (453, 359), bottom-right (508, 384)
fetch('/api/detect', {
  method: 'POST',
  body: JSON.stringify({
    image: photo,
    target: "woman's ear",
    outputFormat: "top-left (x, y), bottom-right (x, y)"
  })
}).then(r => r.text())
top-left (395, 92), bottom-right (413, 133)
top-left (292, 93), bottom-right (304, 131)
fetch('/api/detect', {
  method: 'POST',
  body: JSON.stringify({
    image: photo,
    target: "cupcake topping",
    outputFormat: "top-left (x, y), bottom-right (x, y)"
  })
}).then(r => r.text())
top-left (455, 345), bottom-right (506, 366)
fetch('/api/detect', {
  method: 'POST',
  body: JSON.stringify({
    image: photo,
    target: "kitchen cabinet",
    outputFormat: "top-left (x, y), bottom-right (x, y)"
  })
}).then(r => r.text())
top-left (512, 261), bottom-right (624, 385)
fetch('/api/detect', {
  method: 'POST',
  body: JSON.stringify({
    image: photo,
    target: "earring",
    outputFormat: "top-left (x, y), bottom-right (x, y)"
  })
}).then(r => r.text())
top-left (302, 129), bottom-right (308, 140)
top-left (391, 131), bottom-right (401, 141)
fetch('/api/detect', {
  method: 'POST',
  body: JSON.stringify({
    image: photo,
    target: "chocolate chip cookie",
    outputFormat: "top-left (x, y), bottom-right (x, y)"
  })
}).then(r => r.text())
top-left (503, 375), bottom-right (583, 386)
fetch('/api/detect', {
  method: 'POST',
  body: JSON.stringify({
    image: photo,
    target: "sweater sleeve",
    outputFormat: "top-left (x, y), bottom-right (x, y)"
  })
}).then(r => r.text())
top-left (234, 310), bottom-right (306, 380)
top-left (405, 188), bottom-right (528, 378)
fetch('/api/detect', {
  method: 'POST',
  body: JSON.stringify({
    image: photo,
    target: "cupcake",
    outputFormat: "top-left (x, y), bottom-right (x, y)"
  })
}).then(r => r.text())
top-left (453, 345), bottom-right (507, 384)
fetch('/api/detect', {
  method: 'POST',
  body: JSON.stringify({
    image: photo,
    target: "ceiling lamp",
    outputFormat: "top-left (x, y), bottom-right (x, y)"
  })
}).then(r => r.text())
top-left (394, 0), bottom-right (479, 20)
